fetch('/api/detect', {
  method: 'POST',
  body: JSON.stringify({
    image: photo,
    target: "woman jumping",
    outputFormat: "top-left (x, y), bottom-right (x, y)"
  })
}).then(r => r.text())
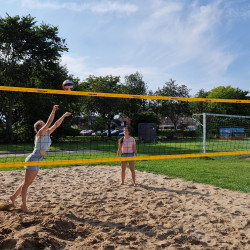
top-left (10, 105), bottom-right (71, 212)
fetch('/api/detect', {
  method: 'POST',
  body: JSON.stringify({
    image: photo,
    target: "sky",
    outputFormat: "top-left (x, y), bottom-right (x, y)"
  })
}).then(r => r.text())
top-left (1, 0), bottom-right (250, 95)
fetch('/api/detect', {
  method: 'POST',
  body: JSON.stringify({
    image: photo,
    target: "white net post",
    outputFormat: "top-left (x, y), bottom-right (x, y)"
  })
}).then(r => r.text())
top-left (203, 113), bottom-right (206, 153)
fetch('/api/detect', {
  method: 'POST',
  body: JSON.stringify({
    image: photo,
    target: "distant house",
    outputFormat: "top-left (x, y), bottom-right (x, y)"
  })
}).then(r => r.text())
top-left (77, 115), bottom-right (132, 131)
top-left (78, 115), bottom-right (96, 130)
top-left (159, 116), bottom-right (197, 130)
top-left (113, 118), bottom-right (131, 128)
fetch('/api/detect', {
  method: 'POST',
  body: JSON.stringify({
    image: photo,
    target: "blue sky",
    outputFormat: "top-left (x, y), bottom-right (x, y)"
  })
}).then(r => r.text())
top-left (1, 0), bottom-right (250, 95)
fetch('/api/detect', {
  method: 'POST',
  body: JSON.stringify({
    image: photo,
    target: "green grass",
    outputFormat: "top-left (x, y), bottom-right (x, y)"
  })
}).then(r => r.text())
top-left (0, 137), bottom-right (249, 193)
top-left (135, 156), bottom-right (250, 193)
top-left (1, 137), bottom-right (249, 155)
top-left (77, 155), bottom-right (249, 193)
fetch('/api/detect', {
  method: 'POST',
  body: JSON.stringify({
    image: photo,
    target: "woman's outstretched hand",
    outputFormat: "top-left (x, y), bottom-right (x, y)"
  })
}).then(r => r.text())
top-left (64, 112), bottom-right (72, 117)
top-left (53, 105), bottom-right (60, 111)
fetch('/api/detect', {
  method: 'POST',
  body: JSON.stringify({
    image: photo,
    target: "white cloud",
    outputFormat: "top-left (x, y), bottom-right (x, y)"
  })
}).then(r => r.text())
top-left (224, 1), bottom-right (250, 20)
top-left (95, 66), bottom-right (144, 78)
top-left (152, 1), bottom-right (182, 17)
top-left (21, 0), bottom-right (62, 10)
top-left (95, 66), bottom-right (165, 87)
top-left (61, 54), bottom-right (168, 91)
top-left (60, 0), bottom-right (236, 91)
top-left (34, 0), bottom-right (245, 93)
top-left (130, 0), bottom-right (235, 78)
top-left (90, 1), bottom-right (138, 13)
top-left (61, 54), bottom-right (147, 81)
top-left (21, 0), bottom-right (138, 14)
top-left (61, 54), bottom-right (92, 79)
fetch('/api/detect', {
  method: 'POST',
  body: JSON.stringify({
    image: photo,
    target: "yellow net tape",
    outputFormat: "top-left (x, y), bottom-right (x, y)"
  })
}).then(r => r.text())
top-left (0, 86), bottom-right (250, 103)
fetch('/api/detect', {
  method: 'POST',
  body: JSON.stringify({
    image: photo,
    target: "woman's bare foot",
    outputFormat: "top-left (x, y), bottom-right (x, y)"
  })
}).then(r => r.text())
top-left (10, 196), bottom-right (15, 206)
top-left (21, 204), bottom-right (28, 212)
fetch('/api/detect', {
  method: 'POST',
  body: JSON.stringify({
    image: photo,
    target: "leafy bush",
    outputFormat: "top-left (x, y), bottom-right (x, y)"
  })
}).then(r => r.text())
top-left (158, 129), bottom-right (197, 140)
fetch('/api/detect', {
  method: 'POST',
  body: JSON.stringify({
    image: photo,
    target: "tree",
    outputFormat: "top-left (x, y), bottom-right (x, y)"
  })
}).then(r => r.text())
top-left (121, 72), bottom-right (148, 114)
top-left (155, 79), bottom-right (191, 130)
top-left (130, 111), bottom-right (160, 136)
top-left (79, 75), bottom-right (122, 136)
top-left (119, 72), bottom-right (149, 134)
top-left (190, 88), bottom-right (210, 114)
top-left (207, 85), bottom-right (249, 115)
top-left (0, 14), bottom-right (69, 142)
top-left (123, 72), bottom-right (148, 94)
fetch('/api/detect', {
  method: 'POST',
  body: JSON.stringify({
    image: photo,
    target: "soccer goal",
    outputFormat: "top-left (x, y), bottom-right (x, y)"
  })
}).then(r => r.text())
top-left (192, 113), bottom-right (250, 153)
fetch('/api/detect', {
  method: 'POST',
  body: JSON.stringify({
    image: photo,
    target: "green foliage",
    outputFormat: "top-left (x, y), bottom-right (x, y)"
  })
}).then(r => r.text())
top-left (158, 129), bottom-right (197, 139)
top-left (92, 116), bottom-right (107, 132)
top-left (155, 79), bottom-right (191, 130)
top-left (190, 88), bottom-right (210, 114)
top-left (123, 72), bottom-right (148, 94)
top-left (120, 72), bottom-right (148, 116)
top-left (0, 14), bottom-right (68, 83)
top-left (130, 111), bottom-right (160, 136)
top-left (0, 122), bottom-right (5, 143)
top-left (51, 125), bottom-right (80, 142)
top-left (79, 75), bottom-right (122, 135)
top-left (0, 14), bottom-right (79, 143)
top-left (79, 72), bottom-right (149, 133)
top-left (207, 85), bottom-right (249, 115)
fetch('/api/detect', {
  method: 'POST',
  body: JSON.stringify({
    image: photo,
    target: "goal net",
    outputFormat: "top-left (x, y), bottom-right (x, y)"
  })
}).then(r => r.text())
top-left (192, 113), bottom-right (250, 153)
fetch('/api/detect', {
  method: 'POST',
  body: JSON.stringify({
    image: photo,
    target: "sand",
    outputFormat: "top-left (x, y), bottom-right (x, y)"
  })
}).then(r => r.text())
top-left (0, 165), bottom-right (249, 249)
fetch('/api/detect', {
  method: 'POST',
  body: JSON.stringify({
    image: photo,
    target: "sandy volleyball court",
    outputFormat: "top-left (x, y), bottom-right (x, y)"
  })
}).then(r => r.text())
top-left (0, 165), bottom-right (249, 249)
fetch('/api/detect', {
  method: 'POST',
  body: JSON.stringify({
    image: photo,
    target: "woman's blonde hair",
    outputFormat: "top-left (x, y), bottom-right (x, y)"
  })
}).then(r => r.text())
top-left (34, 120), bottom-right (43, 133)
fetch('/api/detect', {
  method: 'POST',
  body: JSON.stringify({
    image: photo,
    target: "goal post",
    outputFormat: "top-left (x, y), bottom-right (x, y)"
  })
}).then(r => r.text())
top-left (192, 113), bottom-right (250, 153)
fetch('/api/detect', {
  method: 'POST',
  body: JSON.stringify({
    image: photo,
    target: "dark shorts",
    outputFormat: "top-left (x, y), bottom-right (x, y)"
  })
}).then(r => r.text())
top-left (121, 153), bottom-right (135, 163)
top-left (24, 151), bottom-right (44, 171)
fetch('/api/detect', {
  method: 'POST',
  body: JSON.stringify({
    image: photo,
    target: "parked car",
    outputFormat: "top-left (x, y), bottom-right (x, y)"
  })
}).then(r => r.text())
top-left (111, 130), bottom-right (123, 136)
top-left (118, 131), bottom-right (124, 136)
top-left (80, 129), bottom-right (93, 136)
top-left (95, 130), bottom-right (108, 135)
top-left (104, 130), bottom-right (115, 136)
top-left (101, 130), bottom-right (109, 136)
top-left (94, 129), bottom-right (123, 136)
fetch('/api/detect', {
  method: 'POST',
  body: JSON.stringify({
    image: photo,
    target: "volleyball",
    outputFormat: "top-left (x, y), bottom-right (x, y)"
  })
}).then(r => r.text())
top-left (62, 80), bottom-right (75, 91)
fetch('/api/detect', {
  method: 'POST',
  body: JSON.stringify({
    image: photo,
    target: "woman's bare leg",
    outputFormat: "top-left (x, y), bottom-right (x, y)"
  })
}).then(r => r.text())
top-left (129, 162), bottom-right (136, 186)
top-left (21, 169), bottom-right (38, 212)
top-left (10, 183), bottom-right (24, 205)
top-left (121, 162), bottom-right (127, 185)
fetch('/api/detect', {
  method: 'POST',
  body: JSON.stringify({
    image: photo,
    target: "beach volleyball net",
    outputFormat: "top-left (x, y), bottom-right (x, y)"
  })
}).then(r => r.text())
top-left (0, 86), bottom-right (250, 168)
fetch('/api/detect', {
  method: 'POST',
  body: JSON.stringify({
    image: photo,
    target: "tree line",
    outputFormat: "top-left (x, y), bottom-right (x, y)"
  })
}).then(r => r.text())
top-left (0, 14), bottom-right (249, 143)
